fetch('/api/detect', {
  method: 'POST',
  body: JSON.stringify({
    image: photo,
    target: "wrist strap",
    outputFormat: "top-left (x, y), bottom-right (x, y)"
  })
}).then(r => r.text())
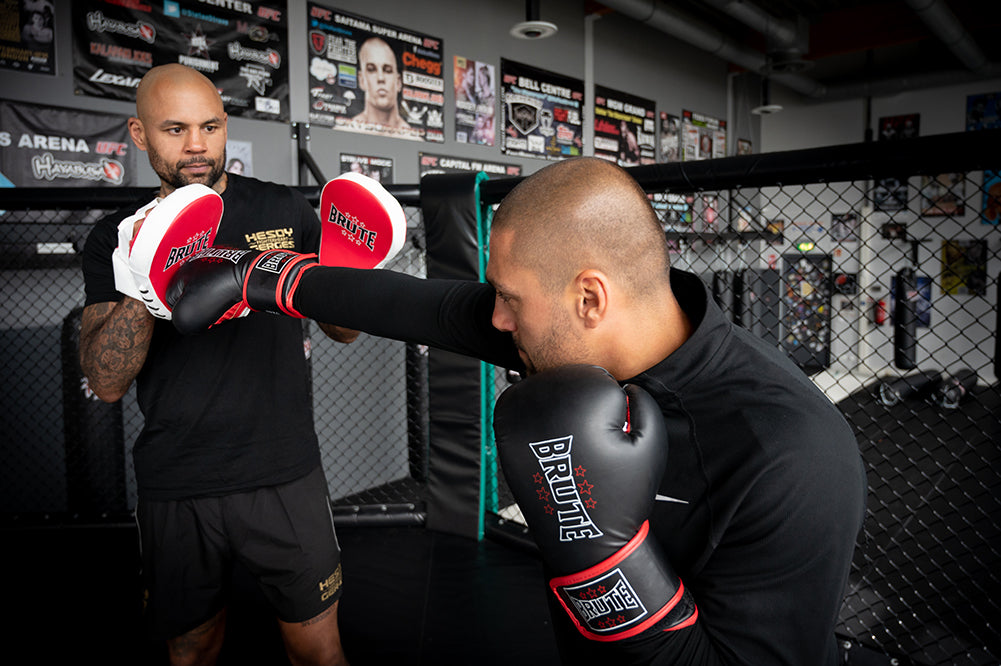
top-left (549, 520), bottom-right (696, 641)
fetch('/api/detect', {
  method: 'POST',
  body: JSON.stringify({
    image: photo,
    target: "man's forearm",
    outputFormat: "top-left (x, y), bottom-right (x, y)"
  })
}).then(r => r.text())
top-left (295, 266), bottom-right (523, 370)
top-left (79, 298), bottom-right (155, 402)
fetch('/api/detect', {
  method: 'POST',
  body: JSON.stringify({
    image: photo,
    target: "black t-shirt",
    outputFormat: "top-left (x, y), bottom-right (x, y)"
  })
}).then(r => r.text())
top-left (82, 174), bottom-right (322, 500)
top-left (295, 266), bottom-right (867, 665)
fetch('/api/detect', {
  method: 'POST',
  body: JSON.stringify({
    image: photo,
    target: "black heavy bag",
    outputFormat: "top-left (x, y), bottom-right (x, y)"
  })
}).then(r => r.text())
top-left (61, 306), bottom-right (127, 516)
top-left (877, 370), bottom-right (942, 407)
top-left (934, 369), bottom-right (978, 410)
top-left (894, 267), bottom-right (918, 370)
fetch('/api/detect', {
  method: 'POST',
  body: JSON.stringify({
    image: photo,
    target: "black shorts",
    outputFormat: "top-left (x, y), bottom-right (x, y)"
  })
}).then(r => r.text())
top-left (136, 466), bottom-right (343, 640)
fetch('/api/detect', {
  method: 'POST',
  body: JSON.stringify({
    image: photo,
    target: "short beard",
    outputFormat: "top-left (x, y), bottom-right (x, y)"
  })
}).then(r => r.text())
top-left (151, 152), bottom-right (226, 191)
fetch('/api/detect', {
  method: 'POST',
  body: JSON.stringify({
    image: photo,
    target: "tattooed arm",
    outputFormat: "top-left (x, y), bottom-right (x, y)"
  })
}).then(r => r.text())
top-left (79, 299), bottom-right (155, 403)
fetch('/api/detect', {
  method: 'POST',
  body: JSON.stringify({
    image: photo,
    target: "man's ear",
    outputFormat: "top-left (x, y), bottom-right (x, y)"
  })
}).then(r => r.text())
top-left (574, 269), bottom-right (609, 328)
top-left (127, 117), bottom-right (147, 152)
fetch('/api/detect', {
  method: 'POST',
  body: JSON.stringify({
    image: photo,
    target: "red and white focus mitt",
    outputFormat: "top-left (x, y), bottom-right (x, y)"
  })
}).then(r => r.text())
top-left (112, 184), bottom-right (223, 319)
top-left (318, 172), bottom-right (406, 269)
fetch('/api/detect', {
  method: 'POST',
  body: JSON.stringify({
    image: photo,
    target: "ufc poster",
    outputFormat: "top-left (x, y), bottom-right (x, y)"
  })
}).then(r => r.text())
top-left (659, 112), bottom-right (680, 162)
top-left (0, 100), bottom-right (136, 188)
top-left (454, 55), bottom-right (496, 146)
top-left (0, 0), bottom-right (55, 74)
top-left (593, 84), bottom-right (655, 166)
top-left (680, 110), bottom-right (726, 161)
top-left (306, 3), bottom-right (444, 143)
top-left (500, 58), bottom-right (583, 161)
top-left (418, 152), bottom-right (521, 177)
top-left (71, 0), bottom-right (291, 122)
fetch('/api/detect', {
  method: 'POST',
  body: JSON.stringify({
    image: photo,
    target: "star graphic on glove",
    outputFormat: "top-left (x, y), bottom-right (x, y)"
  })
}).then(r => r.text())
top-left (577, 479), bottom-right (593, 495)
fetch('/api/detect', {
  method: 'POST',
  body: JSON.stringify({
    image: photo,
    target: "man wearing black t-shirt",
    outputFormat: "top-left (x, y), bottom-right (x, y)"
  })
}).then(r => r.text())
top-left (170, 156), bottom-right (868, 664)
top-left (80, 64), bottom-right (353, 665)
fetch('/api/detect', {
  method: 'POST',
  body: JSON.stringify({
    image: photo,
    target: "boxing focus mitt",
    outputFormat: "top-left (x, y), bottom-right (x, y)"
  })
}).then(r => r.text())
top-left (113, 184), bottom-right (223, 319)
top-left (318, 172), bottom-right (406, 269)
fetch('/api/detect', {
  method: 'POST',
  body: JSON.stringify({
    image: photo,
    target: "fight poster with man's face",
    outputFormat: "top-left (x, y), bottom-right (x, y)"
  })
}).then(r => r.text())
top-left (593, 84), bottom-right (655, 166)
top-left (500, 58), bottom-right (583, 161)
top-left (306, 3), bottom-right (444, 142)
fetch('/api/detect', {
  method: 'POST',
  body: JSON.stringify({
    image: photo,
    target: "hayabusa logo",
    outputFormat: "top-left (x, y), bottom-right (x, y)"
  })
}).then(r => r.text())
top-left (32, 152), bottom-right (125, 184)
top-left (529, 436), bottom-right (602, 542)
top-left (86, 11), bottom-right (156, 44)
top-left (227, 42), bottom-right (280, 69)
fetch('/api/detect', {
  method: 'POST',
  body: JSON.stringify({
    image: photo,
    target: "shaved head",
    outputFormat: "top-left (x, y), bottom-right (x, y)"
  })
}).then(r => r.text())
top-left (490, 157), bottom-right (670, 296)
top-left (135, 64), bottom-right (222, 124)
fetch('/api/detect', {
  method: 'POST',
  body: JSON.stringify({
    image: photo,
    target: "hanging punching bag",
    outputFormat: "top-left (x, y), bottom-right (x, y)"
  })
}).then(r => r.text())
top-left (894, 267), bottom-right (918, 370)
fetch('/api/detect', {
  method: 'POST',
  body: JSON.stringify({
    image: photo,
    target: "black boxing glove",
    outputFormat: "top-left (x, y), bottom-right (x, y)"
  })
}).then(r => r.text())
top-left (167, 247), bottom-right (318, 334)
top-left (493, 364), bottom-right (696, 641)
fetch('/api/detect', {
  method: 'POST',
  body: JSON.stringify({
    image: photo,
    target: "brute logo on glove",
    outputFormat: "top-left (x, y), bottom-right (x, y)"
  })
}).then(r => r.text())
top-left (319, 172), bottom-right (406, 269)
top-left (528, 435), bottom-right (603, 542)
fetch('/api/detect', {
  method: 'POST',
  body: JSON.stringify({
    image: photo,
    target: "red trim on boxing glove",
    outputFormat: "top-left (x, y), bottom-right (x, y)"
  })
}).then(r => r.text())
top-left (241, 250), bottom-right (317, 318)
top-left (549, 520), bottom-right (697, 641)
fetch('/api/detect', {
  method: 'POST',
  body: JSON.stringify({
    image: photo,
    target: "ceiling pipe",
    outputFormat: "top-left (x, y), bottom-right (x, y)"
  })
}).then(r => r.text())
top-left (903, 0), bottom-right (990, 74)
top-left (599, 0), bottom-right (1001, 101)
top-left (700, 0), bottom-right (808, 73)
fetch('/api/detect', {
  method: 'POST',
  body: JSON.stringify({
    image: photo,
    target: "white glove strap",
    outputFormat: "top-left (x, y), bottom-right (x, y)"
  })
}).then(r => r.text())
top-left (112, 199), bottom-right (159, 301)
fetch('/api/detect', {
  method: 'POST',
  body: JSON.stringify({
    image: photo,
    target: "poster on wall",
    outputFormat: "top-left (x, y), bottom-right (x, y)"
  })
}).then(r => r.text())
top-left (500, 58), bottom-right (583, 162)
top-left (680, 110), bottom-right (726, 161)
top-left (982, 169), bottom-right (1001, 225)
top-left (339, 153), bottom-right (393, 183)
top-left (874, 113), bottom-right (918, 211)
top-left (830, 211), bottom-right (858, 243)
top-left (966, 92), bottom-right (1001, 131)
top-left (736, 138), bottom-right (752, 155)
top-left (225, 140), bottom-right (253, 177)
top-left (918, 173), bottom-right (965, 216)
top-left (878, 114), bottom-right (919, 141)
top-left (0, 100), bottom-right (136, 188)
top-left (593, 85), bottom-right (655, 166)
top-left (659, 112), bottom-right (680, 162)
top-left (650, 192), bottom-right (692, 231)
top-left (454, 56), bottom-right (496, 146)
top-left (306, 3), bottom-right (444, 142)
top-left (781, 253), bottom-right (833, 372)
top-left (0, 0), bottom-right (55, 74)
top-left (418, 152), bottom-right (521, 178)
top-left (71, 1), bottom-right (291, 122)
top-left (940, 239), bottom-right (987, 296)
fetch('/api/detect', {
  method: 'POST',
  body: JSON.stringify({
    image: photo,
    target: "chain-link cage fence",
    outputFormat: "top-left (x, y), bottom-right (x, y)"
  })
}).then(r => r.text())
top-left (0, 188), bottom-right (429, 526)
top-left (481, 136), bottom-right (999, 665)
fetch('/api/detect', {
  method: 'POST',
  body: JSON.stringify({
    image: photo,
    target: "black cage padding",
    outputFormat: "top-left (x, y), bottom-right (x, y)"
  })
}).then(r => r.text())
top-left (420, 171), bottom-right (488, 539)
